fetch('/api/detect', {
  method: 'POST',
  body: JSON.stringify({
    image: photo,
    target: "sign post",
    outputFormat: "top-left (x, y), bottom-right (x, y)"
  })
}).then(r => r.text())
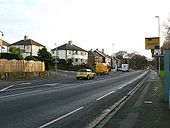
top-left (164, 50), bottom-right (169, 102)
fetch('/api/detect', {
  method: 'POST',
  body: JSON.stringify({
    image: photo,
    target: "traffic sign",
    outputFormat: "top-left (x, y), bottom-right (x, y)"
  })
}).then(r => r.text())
top-left (145, 37), bottom-right (160, 49)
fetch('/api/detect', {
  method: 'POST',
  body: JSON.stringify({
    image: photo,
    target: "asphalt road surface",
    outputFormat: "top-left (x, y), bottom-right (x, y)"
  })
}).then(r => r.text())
top-left (0, 70), bottom-right (148, 128)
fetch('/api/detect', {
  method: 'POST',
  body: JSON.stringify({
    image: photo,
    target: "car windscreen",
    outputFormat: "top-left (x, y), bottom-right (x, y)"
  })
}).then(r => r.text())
top-left (78, 69), bottom-right (87, 72)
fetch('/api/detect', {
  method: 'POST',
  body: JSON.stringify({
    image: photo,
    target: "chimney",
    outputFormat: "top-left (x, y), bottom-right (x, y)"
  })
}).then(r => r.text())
top-left (24, 35), bottom-right (28, 41)
top-left (102, 49), bottom-right (104, 53)
top-left (68, 40), bottom-right (72, 45)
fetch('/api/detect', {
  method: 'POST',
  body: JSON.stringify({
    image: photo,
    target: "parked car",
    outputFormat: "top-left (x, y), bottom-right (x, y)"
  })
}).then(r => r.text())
top-left (76, 68), bottom-right (95, 80)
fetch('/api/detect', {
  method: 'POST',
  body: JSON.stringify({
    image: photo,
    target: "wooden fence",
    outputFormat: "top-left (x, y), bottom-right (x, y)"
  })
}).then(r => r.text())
top-left (0, 59), bottom-right (45, 73)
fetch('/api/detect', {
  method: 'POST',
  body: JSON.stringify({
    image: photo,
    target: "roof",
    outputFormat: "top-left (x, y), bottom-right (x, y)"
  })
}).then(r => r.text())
top-left (0, 39), bottom-right (10, 46)
top-left (94, 49), bottom-right (107, 57)
top-left (10, 39), bottom-right (45, 47)
top-left (88, 50), bottom-right (102, 56)
top-left (51, 42), bottom-right (87, 52)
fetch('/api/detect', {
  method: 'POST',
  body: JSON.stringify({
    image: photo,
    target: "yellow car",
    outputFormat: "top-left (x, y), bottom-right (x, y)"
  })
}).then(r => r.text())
top-left (76, 69), bottom-right (95, 80)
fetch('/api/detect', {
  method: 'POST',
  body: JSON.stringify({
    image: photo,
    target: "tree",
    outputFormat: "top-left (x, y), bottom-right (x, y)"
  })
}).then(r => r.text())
top-left (129, 54), bottom-right (148, 70)
top-left (8, 47), bottom-right (24, 59)
top-left (162, 14), bottom-right (170, 50)
top-left (37, 47), bottom-right (55, 70)
top-left (9, 47), bottom-right (23, 54)
top-left (67, 59), bottom-right (73, 65)
top-left (115, 51), bottom-right (148, 70)
top-left (115, 51), bottom-right (128, 64)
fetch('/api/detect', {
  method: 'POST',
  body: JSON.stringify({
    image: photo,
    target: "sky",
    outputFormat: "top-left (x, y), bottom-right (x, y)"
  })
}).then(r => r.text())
top-left (0, 0), bottom-right (170, 58)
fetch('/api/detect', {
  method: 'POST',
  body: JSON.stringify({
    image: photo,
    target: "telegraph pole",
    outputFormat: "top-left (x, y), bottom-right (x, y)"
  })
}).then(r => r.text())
top-left (55, 43), bottom-right (58, 76)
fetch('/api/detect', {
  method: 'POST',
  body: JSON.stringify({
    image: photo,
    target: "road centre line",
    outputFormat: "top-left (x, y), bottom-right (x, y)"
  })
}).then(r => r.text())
top-left (44, 83), bottom-right (60, 86)
top-left (0, 90), bottom-right (42, 99)
top-left (20, 82), bottom-right (31, 85)
top-left (39, 106), bottom-right (84, 128)
top-left (96, 90), bottom-right (115, 101)
top-left (5, 83), bottom-right (61, 91)
top-left (0, 85), bottom-right (14, 92)
top-left (96, 72), bottom-right (148, 101)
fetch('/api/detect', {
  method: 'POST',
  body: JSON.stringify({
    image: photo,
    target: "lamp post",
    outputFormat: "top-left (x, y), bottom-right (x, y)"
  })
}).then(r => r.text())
top-left (55, 43), bottom-right (58, 75)
top-left (155, 16), bottom-right (161, 75)
top-left (0, 31), bottom-right (4, 59)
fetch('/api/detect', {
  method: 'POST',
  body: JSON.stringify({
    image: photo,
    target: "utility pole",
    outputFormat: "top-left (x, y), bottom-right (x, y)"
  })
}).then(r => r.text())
top-left (155, 16), bottom-right (161, 75)
top-left (55, 43), bottom-right (58, 76)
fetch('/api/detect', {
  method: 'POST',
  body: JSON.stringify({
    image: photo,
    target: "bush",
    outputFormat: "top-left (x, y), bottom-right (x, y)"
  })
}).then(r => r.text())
top-left (25, 56), bottom-right (39, 61)
top-left (0, 53), bottom-right (23, 60)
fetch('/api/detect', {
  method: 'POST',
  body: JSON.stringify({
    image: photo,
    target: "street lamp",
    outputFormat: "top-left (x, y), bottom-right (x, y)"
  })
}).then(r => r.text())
top-left (55, 43), bottom-right (58, 74)
top-left (155, 16), bottom-right (161, 75)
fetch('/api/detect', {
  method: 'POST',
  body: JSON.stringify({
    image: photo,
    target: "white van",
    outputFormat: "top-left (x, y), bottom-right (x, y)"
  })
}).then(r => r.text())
top-left (121, 64), bottom-right (129, 72)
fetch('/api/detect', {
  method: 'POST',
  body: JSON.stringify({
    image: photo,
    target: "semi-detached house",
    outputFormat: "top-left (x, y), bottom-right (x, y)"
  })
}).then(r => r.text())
top-left (9, 36), bottom-right (45, 58)
top-left (51, 41), bottom-right (88, 65)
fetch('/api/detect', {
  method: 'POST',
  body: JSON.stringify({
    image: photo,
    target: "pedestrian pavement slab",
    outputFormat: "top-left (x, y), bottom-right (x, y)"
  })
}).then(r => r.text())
top-left (103, 70), bottom-right (170, 128)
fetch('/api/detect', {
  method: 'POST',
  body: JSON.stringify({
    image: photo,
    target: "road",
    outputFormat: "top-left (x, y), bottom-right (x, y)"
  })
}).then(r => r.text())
top-left (0, 70), bottom-right (148, 128)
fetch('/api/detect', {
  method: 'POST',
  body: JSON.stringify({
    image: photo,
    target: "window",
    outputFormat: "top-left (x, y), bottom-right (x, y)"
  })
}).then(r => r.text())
top-left (75, 58), bottom-right (78, 62)
top-left (68, 50), bottom-right (71, 54)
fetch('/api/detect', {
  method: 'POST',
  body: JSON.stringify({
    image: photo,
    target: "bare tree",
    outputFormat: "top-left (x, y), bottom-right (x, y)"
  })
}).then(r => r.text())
top-left (162, 14), bottom-right (170, 49)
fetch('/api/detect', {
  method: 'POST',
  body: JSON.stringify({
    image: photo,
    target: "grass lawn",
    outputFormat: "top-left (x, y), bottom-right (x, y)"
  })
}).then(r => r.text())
top-left (160, 70), bottom-right (164, 99)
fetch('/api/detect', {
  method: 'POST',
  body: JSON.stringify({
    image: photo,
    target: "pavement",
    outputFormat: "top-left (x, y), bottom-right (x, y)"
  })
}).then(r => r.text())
top-left (102, 70), bottom-right (170, 128)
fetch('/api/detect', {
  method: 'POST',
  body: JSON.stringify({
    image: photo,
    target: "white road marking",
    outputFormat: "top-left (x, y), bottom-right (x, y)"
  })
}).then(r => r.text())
top-left (118, 86), bottom-right (123, 89)
top-left (39, 107), bottom-right (84, 128)
top-left (6, 83), bottom-right (61, 91)
top-left (0, 90), bottom-right (42, 99)
top-left (96, 90), bottom-right (115, 101)
top-left (20, 82), bottom-right (31, 85)
top-left (44, 83), bottom-right (60, 86)
top-left (0, 85), bottom-right (14, 92)
top-left (96, 72), bottom-right (148, 101)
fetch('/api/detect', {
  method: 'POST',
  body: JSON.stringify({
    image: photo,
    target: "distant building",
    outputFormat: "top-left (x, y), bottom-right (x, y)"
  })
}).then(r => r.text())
top-left (51, 41), bottom-right (88, 65)
top-left (9, 36), bottom-right (45, 58)
top-left (88, 50), bottom-right (103, 66)
top-left (88, 48), bottom-right (112, 67)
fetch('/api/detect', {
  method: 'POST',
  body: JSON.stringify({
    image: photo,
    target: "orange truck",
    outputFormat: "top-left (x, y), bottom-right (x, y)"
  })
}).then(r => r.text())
top-left (95, 63), bottom-right (110, 75)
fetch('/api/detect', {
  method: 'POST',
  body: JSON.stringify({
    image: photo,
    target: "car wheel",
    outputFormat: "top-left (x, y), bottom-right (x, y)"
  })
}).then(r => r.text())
top-left (77, 77), bottom-right (79, 80)
top-left (92, 75), bottom-right (94, 79)
top-left (87, 75), bottom-right (90, 80)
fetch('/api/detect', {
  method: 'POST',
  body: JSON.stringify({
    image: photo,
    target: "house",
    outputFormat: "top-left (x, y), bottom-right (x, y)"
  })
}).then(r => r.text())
top-left (111, 55), bottom-right (121, 70)
top-left (87, 50), bottom-right (103, 66)
top-left (0, 39), bottom-right (10, 53)
top-left (51, 41), bottom-right (88, 65)
top-left (94, 49), bottom-right (112, 66)
top-left (88, 49), bottom-right (112, 67)
top-left (9, 36), bottom-right (45, 58)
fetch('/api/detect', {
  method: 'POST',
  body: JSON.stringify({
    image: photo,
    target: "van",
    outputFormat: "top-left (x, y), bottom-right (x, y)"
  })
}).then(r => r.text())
top-left (96, 63), bottom-right (109, 75)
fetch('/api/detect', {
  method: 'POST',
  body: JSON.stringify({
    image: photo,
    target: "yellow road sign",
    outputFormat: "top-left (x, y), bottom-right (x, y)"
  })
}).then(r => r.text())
top-left (145, 37), bottom-right (160, 49)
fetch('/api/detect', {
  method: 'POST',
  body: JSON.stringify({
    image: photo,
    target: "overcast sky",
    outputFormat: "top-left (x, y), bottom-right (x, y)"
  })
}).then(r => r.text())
top-left (0, 0), bottom-right (170, 58)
